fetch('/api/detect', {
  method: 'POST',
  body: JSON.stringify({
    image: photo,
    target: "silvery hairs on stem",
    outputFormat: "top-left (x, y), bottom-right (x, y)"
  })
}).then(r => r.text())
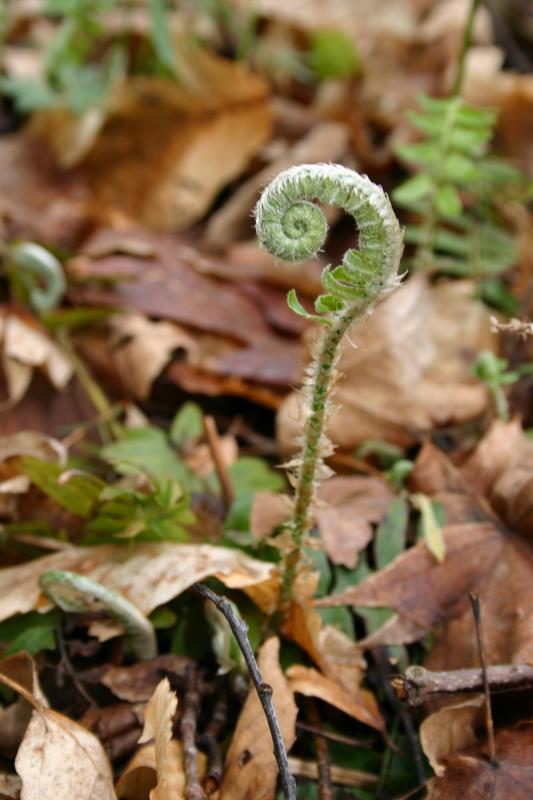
top-left (254, 163), bottom-right (403, 602)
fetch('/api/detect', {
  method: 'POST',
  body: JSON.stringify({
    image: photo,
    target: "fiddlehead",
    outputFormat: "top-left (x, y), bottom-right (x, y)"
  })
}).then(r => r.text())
top-left (6, 242), bottom-right (66, 313)
top-left (255, 163), bottom-right (403, 321)
top-left (39, 570), bottom-right (157, 660)
top-left (255, 164), bottom-right (403, 604)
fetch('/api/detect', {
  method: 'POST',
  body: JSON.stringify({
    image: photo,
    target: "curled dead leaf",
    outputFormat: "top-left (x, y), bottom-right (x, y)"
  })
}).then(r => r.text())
top-left (0, 669), bottom-right (115, 800)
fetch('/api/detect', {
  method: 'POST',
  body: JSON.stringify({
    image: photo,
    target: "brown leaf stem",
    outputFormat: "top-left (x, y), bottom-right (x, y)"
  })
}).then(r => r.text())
top-left (190, 582), bottom-right (296, 800)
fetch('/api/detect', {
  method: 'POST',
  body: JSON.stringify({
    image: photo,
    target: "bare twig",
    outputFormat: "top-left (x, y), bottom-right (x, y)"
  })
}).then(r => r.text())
top-left (203, 416), bottom-right (234, 511)
top-left (392, 663), bottom-right (533, 706)
top-left (470, 593), bottom-right (496, 764)
top-left (199, 693), bottom-right (228, 795)
top-left (190, 582), bottom-right (296, 800)
top-left (304, 699), bottom-right (333, 800)
top-left (287, 757), bottom-right (377, 789)
top-left (180, 665), bottom-right (206, 800)
top-left (296, 722), bottom-right (373, 748)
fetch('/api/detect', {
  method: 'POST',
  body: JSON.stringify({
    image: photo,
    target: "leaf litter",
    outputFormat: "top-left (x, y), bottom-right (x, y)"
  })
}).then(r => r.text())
top-left (0, 1), bottom-right (532, 798)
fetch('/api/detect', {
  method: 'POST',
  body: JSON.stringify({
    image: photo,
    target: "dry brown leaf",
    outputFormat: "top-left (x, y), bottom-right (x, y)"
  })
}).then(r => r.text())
top-left (219, 637), bottom-right (296, 800)
top-left (315, 476), bottom-right (394, 568)
top-left (116, 744), bottom-right (157, 800)
top-left (282, 578), bottom-right (383, 731)
top-left (109, 313), bottom-right (197, 400)
top-left (102, 656), bottom-right (191, 704)
top-left (0, 653), bottom-right (47, 760)
top-left (317, 520), bottom-right (533, 667)
top-left (250, 491), bottom-right (293, 540)
top-left (204, 121), bottom-right (350, 250)
top-left (278, 277), bottom-right (492, 453)
top-left (0, 771), bottom-right (21, 799)
top-left (420, 695), bottom-right (484, 778)
top-left (427, 724), bottom-right (533, 799)
top-left (139, 679), bottom-right (187, 800)
top-left (0, 312), bottom-right (73, 406)
top-left (0, 543), bottom-right (278, 631)
top-left (287, 665), bottom-right (382, 730)
top-left (0, 669), bottom-right (115, 800)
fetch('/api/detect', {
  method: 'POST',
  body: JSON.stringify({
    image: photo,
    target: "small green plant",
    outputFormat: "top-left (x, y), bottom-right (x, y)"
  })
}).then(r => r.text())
top-left (255, 163), bottom-right (403, 604)
top-left (393, 93), bottom-right (528, 300)
top-left (473, 350), bottom-right (533, 421)
top-left (2, 0), bottom-right (126, 114)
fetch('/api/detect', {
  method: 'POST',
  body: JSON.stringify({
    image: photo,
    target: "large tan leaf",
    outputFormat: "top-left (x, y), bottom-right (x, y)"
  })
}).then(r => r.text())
top-left (219, 637), bottom-right (297, 800)
top-left (0, 544), bottom-right (278, 631)
top-left (277, 277), bottom-right (492, 452)
top-left (0, 670), bottom-right (115, 800)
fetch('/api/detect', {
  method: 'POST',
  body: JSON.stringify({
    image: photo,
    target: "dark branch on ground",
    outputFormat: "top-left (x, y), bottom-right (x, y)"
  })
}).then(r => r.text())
top-left (392, 663), bottom-right (533, 706)
top-left (190, 582), bottom-right (297, 800)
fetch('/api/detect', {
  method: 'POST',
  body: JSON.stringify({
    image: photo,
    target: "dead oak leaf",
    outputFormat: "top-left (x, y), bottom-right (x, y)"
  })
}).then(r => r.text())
top-left (427, 724), bottom-right (533, 800)
top-left (420, 695), bottom-right (485, 778)
top-left (219, 637), bottom-right (296, 800)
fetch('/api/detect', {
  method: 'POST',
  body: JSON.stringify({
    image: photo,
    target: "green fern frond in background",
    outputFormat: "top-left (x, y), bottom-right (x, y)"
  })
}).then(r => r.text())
top-left (393, 93), bottom-right (530, 312)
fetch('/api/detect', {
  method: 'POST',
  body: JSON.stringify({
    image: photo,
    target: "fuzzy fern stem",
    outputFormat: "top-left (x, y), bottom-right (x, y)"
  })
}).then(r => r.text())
top-left (255, 164), bottom-right (403, 604)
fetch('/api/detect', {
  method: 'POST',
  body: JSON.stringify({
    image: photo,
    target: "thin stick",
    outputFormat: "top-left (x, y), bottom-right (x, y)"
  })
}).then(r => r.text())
top-left (392, 663), bottom-right (533, 706)
top-left (56, 622), bottom-right (98, 709)
top-left (287, 758), bottom-right (377, 789)
top-left (304, 699), bottom-right (333, 800)
top-left (469, 593), bottom-right (496, 764)
top-left (452, 0), bottom-right (482, 95)
top-left (190, 583), bottom-right (296, 800)
top-left (203, 416), bottom-right (234, 511)
top-left (180, 665), bottom-right (206, 800)
top-left (199, 693), bottom-right (227, 795)
top-left (296, 722), bottom-right (373, 748)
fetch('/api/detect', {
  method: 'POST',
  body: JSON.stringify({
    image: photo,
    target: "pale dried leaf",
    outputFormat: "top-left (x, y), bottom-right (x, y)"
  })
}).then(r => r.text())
top-left (278, 277), bottom-right (492, 452)
top-left (420, 695), bottom-right (484, 777)
top-left (315, 476), bottom-right (394, 568)
top-left (219, 637), bottom-right (296, 800)
top-left (250, 491), bottom-right (293, 540)
top-left (0, 668), bottom-right (115, 800)
top-left (287, 665), bottom-right (382, 730)
top-left (110, 314), bottom-right (197, 400)
top-left (0, 314), bottom-right (72, 405)
top-left (0, 544), bottom-right (278, 631)
top-left (137, 679), bottom-right (185, 800)
top-left (205, 121), bottom-right (350, 249)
